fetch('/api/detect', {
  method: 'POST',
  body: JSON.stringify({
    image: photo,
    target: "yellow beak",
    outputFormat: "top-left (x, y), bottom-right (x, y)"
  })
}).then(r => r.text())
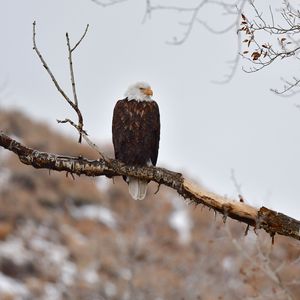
top-left (143, 88), bottom-right (153, 96)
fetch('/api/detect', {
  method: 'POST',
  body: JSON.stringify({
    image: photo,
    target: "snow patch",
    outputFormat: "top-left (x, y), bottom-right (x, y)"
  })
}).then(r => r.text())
top-left (0, 167), bottom-right (11, 188)
top-left (0, 238), bottom-right (33, 264)
top-left (0, 272), bottom-right (30, 298)
top-left (168, 197), bottom-right (193, 245)
top-left (105, 282), bottom-right (117, 297)
top-left (81, 266), bottom-right (100, 284)
top-left (30, 237), bottom-right (69, 264)
top-left (61, 261), bottom-right (77, 286)
top-left (70, 204), bottom-right (117, 229)
top-left (119, 268), bottom-right (132, 281)
top-left (43, 283), bottom-right (62, 300)
top-left (96, 177), bottom-right (110, 193)
top-left (222, 256), bottom-right (235, 271)
top-left (30, 236), bottom-right (77, 286)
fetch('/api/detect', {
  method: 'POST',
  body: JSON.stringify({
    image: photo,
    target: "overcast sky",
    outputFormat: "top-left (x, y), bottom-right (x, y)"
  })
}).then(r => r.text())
top-left (1, 0), bottom-right (300, 219)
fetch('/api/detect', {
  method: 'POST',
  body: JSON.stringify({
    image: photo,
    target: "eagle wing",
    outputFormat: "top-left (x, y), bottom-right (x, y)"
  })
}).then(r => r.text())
top-left (149, 100), bottom-right (160, 166)
top-left (112, 99), bottom-right (160, 166)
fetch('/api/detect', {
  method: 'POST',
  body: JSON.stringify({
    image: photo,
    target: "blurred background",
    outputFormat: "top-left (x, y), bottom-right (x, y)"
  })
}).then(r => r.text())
top-left (0, 1), bottom-right (299, 299)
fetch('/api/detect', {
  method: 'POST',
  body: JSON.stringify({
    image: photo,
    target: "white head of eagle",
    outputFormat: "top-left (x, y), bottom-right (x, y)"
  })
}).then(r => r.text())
top-left (124, 82), bottom-right (153, 101)
top-left (112, 82), bottom-right (160, 200)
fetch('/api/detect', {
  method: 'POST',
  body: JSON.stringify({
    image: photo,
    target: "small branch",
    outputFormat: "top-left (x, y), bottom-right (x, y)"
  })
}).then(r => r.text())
top-left (90, 0), bottom-right (127, 7)
top-left (33, 21), bottom-right (88, 144)
top-left (143, 0), bottom-right (247, 83)
top-left (66, 34), bottom-right (78, 106)
top-left (226, 225), bottom-right (295, 300)
top-left (71, 24), bottom-right (89, 53)
top-left (57, 118), bottom-right (109, 161)
top-left (271, 76), bottom-right (300, 96)
top-left (66, 24), bottom-right (89, 107)
top-left (163, 0), bottom-right (220, 46)
top-left (65, 25), bottom-right (89, 142)
top-left (32, 21), bottom-right (73, 106)
top-left (1, 132), bottom-right (299, 242)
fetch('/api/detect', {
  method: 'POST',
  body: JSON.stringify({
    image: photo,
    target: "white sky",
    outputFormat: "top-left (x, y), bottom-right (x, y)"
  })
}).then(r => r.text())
top-left (1, 0), bottom-right (300, 219)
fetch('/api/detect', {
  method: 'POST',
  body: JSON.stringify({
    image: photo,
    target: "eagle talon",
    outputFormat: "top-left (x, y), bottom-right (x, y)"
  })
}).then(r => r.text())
top-left (154, 184), bottom-right (161, 195)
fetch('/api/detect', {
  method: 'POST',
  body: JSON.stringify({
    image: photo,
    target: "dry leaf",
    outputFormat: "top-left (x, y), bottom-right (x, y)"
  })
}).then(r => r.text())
top-left (251, 51), bottom-right (261, 60)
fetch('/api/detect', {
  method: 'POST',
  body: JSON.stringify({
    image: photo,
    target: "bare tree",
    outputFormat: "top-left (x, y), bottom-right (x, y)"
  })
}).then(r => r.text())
top-left (0, 22), bottom-right (299, 242)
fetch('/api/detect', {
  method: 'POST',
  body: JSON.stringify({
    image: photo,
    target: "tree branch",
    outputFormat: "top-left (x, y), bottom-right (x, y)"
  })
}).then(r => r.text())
top-left (32, 21), bottom-right (86, 143)
top-left (239, 1), bottom-right (300, 95)
top-left (143, 0), bottom-right (247, 83)
top-left (90, 0), bottom-right (128, 7)
top-left (57, 118), bottom-right (109, 161)
top-left (1, 132), bottom-right (299, 242)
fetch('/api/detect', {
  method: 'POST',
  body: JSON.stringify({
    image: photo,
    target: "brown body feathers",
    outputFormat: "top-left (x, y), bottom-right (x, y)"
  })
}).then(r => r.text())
top-left (112, 99), bottom-right (160, 167)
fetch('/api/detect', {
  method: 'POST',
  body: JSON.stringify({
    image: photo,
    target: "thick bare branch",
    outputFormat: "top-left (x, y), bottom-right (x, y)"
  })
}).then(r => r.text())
top-left (1, 132), bottom-right (299, 242)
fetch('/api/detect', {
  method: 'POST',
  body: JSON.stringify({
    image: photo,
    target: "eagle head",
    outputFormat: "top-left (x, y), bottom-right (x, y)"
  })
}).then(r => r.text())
top-left (124, 82), bottom-right (153, 101)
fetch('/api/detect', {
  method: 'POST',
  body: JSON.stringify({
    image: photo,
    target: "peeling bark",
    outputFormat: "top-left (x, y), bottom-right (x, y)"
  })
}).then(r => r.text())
top-left (0, 132), bottom-right (299, 241)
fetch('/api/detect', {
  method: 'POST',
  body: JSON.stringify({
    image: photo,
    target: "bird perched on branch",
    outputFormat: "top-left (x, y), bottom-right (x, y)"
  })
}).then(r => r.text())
top-left (112, 82), bottom-right (160, 200)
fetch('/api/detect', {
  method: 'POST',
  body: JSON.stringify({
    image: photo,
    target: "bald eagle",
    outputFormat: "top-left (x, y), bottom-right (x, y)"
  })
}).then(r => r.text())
top-left (112, 82), bottom-right (160, 200)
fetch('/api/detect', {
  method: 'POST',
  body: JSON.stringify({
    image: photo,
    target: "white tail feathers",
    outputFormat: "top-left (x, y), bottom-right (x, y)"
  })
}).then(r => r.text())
top-left (128, 177), bottom-right (148, 200)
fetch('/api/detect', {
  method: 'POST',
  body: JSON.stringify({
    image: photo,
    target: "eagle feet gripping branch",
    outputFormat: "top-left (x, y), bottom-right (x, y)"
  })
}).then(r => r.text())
top-left (112, 82), bottom-right (160, 200)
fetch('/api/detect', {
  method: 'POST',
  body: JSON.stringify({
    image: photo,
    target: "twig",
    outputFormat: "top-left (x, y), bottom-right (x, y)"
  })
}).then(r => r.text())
top-left (66, 36), bottom-right (79, 107)
top-left (71, 24), bottom-right (89, 53)
top-left (32, 21), bottom-right (73, 106)
top-left (57, 118), bottom-right (109, 161)
top-left (166, 0), bottom-right (210, 46)
top-left (91, 0), bottom-right (127, 7)
top-left (65, 24), bottom-right (89, 142)
top-left (143, 0), bottom-right (247, 83)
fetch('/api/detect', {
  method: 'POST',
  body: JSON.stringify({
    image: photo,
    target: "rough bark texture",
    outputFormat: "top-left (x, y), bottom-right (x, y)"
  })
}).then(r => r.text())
top-left (0, 132), bottom-right (299, 241)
